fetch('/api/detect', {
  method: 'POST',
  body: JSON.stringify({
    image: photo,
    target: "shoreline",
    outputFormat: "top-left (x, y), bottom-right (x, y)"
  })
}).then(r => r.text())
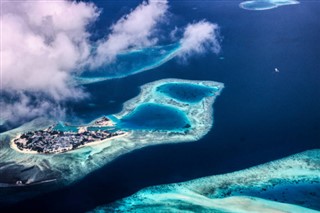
top-left (10, 137), bottom-right (38, 154)
top-left (77, 131), bottom-right (130, 149)
top-left (10, 131), bottom-right (130, 155)
top-left (90, 117), bottom-right (115, 127)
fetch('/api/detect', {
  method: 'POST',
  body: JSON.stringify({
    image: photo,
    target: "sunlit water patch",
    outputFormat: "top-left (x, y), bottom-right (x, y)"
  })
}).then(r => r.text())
top-left (156, 82), bottom-right (219, 103)
top-left (53, 122), bottom-right (79, 132)
top-left (77, 43), bottom-right (181, 84)
top-left (91, 150), bottom-right (320, 212)
top-left (0, 119), bottom-right (5, 126)
top-left (119, 103), bottom-right (191, 131)
top-left (239, 0), bottom-right (299, 10)
top-left (0, 78), bottom-right (223, 204)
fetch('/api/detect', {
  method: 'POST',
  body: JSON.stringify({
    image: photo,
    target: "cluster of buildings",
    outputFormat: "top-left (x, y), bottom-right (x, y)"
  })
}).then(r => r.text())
top-left (93, 117), bottom-right (113, 126)
top-left (13, 127), bottom-right (125, 154)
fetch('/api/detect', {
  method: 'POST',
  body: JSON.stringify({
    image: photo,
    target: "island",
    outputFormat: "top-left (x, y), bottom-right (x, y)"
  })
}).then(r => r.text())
top-left (92, 116), bottom-right (114, 126)
top-left (12, 126), bottom-right (125, 154)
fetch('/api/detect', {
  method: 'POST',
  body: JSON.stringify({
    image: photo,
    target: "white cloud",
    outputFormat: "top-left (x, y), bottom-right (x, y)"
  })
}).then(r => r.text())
top-left (0, 0), bottom-right (170, 124)
top-left (0, 93), bottom-right (66, 125)
top-left (0, 0), bottom-right (221, 125)
top-left (177, 20), bottom-right (221, 60)
top-left (1, 1), bottom-right (99, 98)
top-left (1, 0), bottom-right (98, 123)
top-left (169, 26), bottom-right (180, 41)
top-left (91, 0), bottom-right (168, 68)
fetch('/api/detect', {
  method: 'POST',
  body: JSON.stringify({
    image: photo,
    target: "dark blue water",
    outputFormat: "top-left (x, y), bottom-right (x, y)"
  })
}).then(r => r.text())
top-left (156, 83), bottom-right (217, 103)
top-left (119, 103), bottom-right (191, 131)
top-left (3, 1), bottom-right (320, 212)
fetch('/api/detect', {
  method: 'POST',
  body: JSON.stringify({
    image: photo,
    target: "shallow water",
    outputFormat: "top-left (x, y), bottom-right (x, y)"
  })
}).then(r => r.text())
top-left (156, 83), bottom-right (218, 103)
top-left (240, 1), bottom-right (277, 10)
top-left (119, 103), bottom-right (191, 131)
top-left (78, 43), bottom-right (180, 83)
top-left (53, 122), bottom-right (79, 132)
top-left (239, 0), bottom-right (299, 10)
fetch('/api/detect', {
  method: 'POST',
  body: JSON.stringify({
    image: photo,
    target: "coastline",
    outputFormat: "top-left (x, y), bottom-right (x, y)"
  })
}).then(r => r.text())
top-left (77, 131), bottom-right (130, 149)
top-left (10, 131), bottom-right (130, 155)
top-left (10, 135), bottom-right (38, 154)
top-left (90, 117), bottom-right (115, 127)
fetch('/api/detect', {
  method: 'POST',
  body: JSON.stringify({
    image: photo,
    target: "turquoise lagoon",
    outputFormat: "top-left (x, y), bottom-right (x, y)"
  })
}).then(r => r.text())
top-left (91, 150), bottom-right (320, 212)
top-left (156, 82), bottom-right (219, 104)
top-left (77, 43), bottom-right (181, 84)
top-left (119, 103), bottom-right (191, 131)
top-left (239, 0), bottom-right (299, 10)
top-left (53, 122), bottom-right (79, 132)
top-left (0, 79), bottom-right (223, 203)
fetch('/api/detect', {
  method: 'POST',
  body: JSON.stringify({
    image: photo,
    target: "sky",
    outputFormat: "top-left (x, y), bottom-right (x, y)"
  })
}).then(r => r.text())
top-left (1, 0), bottom-right (221, 125)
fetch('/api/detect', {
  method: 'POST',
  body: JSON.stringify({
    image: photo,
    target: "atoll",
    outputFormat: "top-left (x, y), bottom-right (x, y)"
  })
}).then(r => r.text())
top-left (239, 0), bottom-right (299, 10)
top-left (0, 79), bottom-right (223, 204)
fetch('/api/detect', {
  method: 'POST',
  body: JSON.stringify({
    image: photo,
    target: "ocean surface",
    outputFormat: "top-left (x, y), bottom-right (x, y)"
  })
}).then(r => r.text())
top-left (3, 0), bottom-right (320, 212)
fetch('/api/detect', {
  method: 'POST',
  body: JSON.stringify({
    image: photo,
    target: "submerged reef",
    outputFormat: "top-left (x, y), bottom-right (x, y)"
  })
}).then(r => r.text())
top-left (156, 82), bottom-right (220, 103)
top-left (0, 79), bottom-right (223, 204)
top-left (91, 150), bottom-right (320, 212)
top-left (239, 0), bottom-right (299, 10)
top-left (77, 43), bottom-right (180, 84)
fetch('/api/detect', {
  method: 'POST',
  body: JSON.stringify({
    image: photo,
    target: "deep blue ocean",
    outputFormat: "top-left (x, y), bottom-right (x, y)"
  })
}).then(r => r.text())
top-left (4, 0), bottom-right (320, 212)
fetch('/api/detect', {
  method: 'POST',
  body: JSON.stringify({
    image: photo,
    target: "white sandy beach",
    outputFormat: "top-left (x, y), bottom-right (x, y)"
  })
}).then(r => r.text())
top-left (77, 132), bottom-right (130, 149)
top-left (10, 137), bottom-right (38, 154)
